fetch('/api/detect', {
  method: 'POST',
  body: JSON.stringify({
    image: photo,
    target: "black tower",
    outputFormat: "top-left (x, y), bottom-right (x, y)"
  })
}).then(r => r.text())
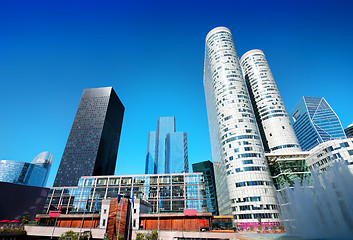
top-left (53, 87), bottom-right (124, 187)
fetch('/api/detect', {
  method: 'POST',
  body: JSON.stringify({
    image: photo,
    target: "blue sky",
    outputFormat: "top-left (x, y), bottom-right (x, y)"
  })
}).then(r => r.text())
top-left (1, 0), bottom-right (353, 187)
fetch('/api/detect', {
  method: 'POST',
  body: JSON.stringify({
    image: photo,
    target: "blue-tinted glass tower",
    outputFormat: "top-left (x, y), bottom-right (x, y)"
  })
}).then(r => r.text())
top-left (53, 87), bottom-right (124, 187)
top-left (145, 131), bottom-right (156, 174)
top-left (166, 132), bottom-right (188, 173)
top-left (0, 151), bottom-right (53, 187)
top-left (145, 117), bottom-right (189, 174)
top-left (289, 96), bottom-right (346, 151)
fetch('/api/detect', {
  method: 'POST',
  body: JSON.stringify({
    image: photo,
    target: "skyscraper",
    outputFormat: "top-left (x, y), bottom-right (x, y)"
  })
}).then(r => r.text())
top-left (0, 151), bottom-right (53, 187)
top-left (203, 27), bottom-right (280, 227)
top-left (192, 160), bottom-right (219, 215)
top-left (240, 49), bottom-right (301, 153)
top-left (145, 117), bottom-right (189, 174)
top-left (289, 96), bottom-right (346, 151)
top-left (53, 87), bottom-right (124, 187)
top-left (344, 123), bottom-right (353, 138)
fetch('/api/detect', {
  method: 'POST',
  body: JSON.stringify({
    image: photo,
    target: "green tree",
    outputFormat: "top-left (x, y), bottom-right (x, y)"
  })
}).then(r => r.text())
top-left (59, 230), bottom-right (79, 240)
top-left (265, 226), bottom-right (269, 230)
top-left (136, 233), bottom-right (145, 240)
top-left (21, 215), bottom-right (31, 224)
top-left (58, 230), bottom-right (91, 240)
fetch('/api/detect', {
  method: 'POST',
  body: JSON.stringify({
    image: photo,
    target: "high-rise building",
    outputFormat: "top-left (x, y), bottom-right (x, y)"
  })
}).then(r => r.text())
top-left (0, 151), bottom-right (53, 187)
top-left (53, 87), bottom-right (124, 187)
top-left (345, 123), bottom-right (353, 138)
top-left (192, 160), bottom-right (219, 215)
top-left (145, 131), bottom-right (156, 174)
top-left (203, 27), bottom-right (280, 228)
top-left (145, 117), bottom-right (188, 174)
top-left (289, 97), bottom-right (346, 151)
top-left (240, 49), bottom-right (301, 153)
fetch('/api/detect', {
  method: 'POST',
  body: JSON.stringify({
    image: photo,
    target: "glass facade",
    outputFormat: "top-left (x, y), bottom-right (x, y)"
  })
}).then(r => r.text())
top-left (0, 151), bottom-right (52, 187)
top-left (145, 131), bottom-right (156, 174)
top-left (203, 27), bottom-right (280, 227)
top-left (43, 173), bottom-right (207, 215)
top-left (240, 50), bottom-right (301, 154)
top-left (53, 87), bottom-right (124, 187)
top-left (192, 160), bottom-right (219, 215)
top-left (266, 152), bottom-right (310, 190)
top-left (0, 160), bottom-right (47, 187)
top-left (289, 97), bottom-right (346, 151)
top-left (145, 117), bottom-right (189, 174)
top-left (344, 124), bottom-right (353, 138)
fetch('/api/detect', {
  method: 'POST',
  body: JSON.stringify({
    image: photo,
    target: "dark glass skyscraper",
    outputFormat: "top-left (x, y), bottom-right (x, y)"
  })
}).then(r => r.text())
top-left (192, 160), bottom-right (218, 215)
top-left (53, 87), bottom-right (124, 187)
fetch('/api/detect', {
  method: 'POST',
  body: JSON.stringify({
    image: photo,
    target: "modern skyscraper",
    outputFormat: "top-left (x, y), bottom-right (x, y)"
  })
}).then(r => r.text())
top-left (344, 123), bottom-right (353, 138)
top-left (203, 27), bottom-right (280, 227)
top-left (0, 151), bottom-right (53, 187)
top-left (53, 87), bottom-right (124, 187)
top-left (192, 160), bottom-right (219, 215)
top-left (145, 131), bottom-right (156, 174)
top-left (145, 117), bottom-right (189, 174)
top-left (240, 49), bottom-right (301, 153)
top-left (289, 97), bottom-right (346, 151)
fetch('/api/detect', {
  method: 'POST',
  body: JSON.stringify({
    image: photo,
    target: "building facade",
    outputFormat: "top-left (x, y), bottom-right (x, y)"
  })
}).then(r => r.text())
top-left (265, 151), bottom-right (310, 190)
top-left (53, 87), bottom-right (125, 187)
top-left (306, 139), bottom-right (353, 173)
top-left (240, 49), bottom-right (301, 154)
top-left (145, 117), bottom-right (188, 174)
top-left (344, 123), bottom-right (353, 138)
top-left (0, 151), bottom-right (53, 187)
top-left (44, 172), bottom-right (207, 215)
top-left (203, 27), bottom-right (280, 228)
top-left (192, 160), bottom-right (219, 215)
top-left (289, 97), bottom-right (346, 151)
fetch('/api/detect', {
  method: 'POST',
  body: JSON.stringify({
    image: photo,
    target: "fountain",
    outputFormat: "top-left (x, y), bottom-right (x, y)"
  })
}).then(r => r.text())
top-left (276, 161), bottom-right (353, 239)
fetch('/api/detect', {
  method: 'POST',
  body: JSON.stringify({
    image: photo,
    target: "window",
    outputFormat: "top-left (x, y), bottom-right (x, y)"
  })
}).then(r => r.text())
top-left (102, 219), bottom-right (106, 226)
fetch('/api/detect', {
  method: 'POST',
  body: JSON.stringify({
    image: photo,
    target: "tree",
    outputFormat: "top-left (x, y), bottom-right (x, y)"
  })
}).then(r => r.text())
top-left (58, 230), bottom-right (91, 240)
top-left (21, 215), bottom-right (31, 224)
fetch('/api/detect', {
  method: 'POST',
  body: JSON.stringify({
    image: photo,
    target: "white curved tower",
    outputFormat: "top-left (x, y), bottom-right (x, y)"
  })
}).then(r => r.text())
top-left (204, 27), bottom-right (280, 228)
top-left (240, 50), bottom-right (301, 153)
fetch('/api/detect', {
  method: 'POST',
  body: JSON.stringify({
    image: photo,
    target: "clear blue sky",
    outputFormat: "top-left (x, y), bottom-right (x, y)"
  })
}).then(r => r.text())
top-left (1, 0), bottom-right (353, 187)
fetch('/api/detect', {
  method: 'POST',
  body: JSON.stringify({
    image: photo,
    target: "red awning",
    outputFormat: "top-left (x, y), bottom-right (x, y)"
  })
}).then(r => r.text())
top-left (0, 220), bottom-right (11, 223)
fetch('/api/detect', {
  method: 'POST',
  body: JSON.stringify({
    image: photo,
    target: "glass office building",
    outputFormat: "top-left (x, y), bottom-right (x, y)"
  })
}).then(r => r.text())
top-left (203, 27), bottom-right (280, 227)
top-left (43, 172), bottom-right (207, 215)
top-left (240, 49), bottom-right (301, 153)
top-left (192, 160), bottom-right (219, 215)
top-left (54, 87), bottom-right (125, 187)
top-left (145, 117), bottom-right (188, 174)
top-left (289, 97), bottom-right (346, 151)
top-left (0, 151), bottom-right (53, 187)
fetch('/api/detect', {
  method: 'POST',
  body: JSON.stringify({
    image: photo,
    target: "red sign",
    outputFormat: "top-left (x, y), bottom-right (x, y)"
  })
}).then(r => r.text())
top-left (49, 211), bottom-right (61, 217)
top-left (184, 209), bottom-right (197, 216)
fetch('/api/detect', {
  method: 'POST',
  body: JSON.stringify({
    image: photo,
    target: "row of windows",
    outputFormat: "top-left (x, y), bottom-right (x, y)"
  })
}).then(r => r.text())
top-left (233, 196), bottom-right (261, 203)
top-left (235, 180), bottom-right (272, 188)
top-left (236, 213), bottom-right (279, 220)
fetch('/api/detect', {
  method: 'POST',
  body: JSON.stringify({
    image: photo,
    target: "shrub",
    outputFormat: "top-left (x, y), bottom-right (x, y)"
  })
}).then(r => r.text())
top-left (272, 225), bottom-right (277, 230)
top-left (249, 226), bottom-right (254, 231)
top-left (264, 226), bottom-right (269, 230)
top-left (279, 225), bottom-right (285, 231)
top-left (258, 226), bottom-right (262, 231)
